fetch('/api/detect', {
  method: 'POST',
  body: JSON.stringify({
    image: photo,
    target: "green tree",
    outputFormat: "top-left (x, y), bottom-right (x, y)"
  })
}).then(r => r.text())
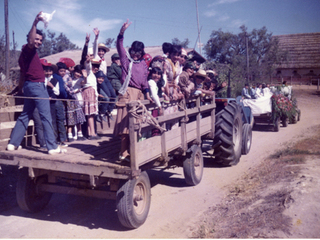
top-left (172, 38), bottom-right (190, 48)
top-left (204, 25), bottom-right (287, 97)
top-left (104, 38), bottom-right (115, 48)
top-left (38, 30), bottom-right (79, 58)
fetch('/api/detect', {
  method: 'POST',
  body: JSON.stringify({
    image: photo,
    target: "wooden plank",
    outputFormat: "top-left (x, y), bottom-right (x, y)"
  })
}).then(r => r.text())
top-left (135, 136), bottom-right (162, 165)
top-left (165, 127), bottom-right (182, 152)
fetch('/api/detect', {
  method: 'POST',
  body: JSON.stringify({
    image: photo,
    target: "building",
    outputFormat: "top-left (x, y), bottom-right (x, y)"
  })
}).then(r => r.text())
top-left (273, 32), bottom-right (320, 84)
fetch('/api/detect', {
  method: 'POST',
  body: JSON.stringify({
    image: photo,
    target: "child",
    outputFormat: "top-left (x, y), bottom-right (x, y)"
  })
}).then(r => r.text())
top-left (95, 70), bottom-right (116, 122)
top-left (64, 65), bottom-right (86, 142)
top-left (93, 28), bottom-right (110, 75)
top-left (53, 62), bottom-right (69, 146)
top-left (148, 67), bottom-right (169, 116)
top-left (82, 56), bottom-right (100, 140)
top-left (107, 53), bottom-right (122, 95)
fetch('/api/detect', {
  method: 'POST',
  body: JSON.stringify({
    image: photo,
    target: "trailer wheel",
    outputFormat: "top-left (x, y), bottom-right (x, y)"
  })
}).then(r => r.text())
top-left (274, 117), bottom-right (280, 132)
top-left (241, 123), bottom-right (252, 155)
top-left (16, 168), bottom-right (52, 213)
top-left (213, 102), bottom-right (243, 166)
top-left (116, 171), bottom-right (151, 229)
top-left (183, 145), bottom-right (203, 186)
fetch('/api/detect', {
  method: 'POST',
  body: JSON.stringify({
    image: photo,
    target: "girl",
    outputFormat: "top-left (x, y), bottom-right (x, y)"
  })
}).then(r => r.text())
top-left (148, 67), bottom-right (169, 116)
top-left (64, 65), bottom-right (86, 141)
top-left (82, 56), bottom-right (100, 140)
top-left (114, 19), bottom-right (153, 162)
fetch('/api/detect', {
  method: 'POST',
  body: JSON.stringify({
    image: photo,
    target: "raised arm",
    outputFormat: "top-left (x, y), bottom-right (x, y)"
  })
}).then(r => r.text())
top-left (27, 12), bottom-right (43, 49)
top-left (80, 33), bottom-right (90, 66)
top-left (92, 28), bottom-right (99, 59)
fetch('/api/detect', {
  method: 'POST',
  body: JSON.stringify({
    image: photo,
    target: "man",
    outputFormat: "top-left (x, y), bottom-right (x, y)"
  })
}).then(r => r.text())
top-left (7, 12), bottom-right (65, 155)
top-left (242, 83), bottom-right (251, 99)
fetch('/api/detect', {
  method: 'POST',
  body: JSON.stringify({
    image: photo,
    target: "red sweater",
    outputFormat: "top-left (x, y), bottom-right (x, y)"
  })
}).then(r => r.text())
top-left (19, 44), bottom-right (45, 82)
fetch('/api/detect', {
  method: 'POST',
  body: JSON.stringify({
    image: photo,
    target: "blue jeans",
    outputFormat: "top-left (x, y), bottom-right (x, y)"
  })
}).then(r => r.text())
top-left (9, 81), bottom-right (57, 150)
top-left (53, 100), bottom-right (67, 142)
top-left (32, 108), bottom-right (46, 147)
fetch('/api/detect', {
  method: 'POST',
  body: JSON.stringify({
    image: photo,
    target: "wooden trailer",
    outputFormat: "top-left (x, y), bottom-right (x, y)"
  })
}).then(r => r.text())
top-left (0, 95), bottom-right (215, 229)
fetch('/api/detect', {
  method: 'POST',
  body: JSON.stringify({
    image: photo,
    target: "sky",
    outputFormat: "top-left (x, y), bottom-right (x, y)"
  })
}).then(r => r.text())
top-left (1, 0), bottom-right (320, 54)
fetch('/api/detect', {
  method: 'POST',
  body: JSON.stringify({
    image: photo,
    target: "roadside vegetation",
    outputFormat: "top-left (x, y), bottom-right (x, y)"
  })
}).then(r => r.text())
top-left (191, 125), bottom-right (320, 238)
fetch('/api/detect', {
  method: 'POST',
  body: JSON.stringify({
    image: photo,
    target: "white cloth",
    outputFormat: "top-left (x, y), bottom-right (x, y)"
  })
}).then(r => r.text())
top-left (84, 61), bottom-right (98, 97)
top-left (148, 79), bottom-right (161, 108)
top-left (243, 93), bottom-right (273, 116)
top-left (45, 75), bottom-right (60, 96)
top-left (255, 88), bottom-right (263, 98)
top-left (40, 10), bottom-right (56, 28)
top-left (118, 51), bottom-right (140, 96)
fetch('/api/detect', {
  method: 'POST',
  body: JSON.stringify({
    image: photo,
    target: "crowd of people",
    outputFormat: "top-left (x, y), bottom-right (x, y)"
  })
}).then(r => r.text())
top-left (7, 14), bottom-right (227, 159)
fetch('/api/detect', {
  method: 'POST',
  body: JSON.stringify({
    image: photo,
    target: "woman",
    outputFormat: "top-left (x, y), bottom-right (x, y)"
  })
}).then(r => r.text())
top-left (114, 19), bottom-right (153, 162)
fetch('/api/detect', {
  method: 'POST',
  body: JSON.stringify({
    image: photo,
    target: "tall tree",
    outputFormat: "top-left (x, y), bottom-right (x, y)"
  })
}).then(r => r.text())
top-left (104, 38), bottom-right (115, 48)
top-left (204, 25), bottom-right (287, 97)
top-left (38, 30), bottom-right (79, 58)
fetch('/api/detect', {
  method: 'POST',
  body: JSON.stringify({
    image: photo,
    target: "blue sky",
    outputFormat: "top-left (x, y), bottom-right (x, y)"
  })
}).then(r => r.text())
top-left (1, 0), bottom-right (320, 54)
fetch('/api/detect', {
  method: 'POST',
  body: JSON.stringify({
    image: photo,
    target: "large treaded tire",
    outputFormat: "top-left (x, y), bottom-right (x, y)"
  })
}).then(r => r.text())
top-left (116, 171), bottom-right (151, 229)
top-left (183, 145), bottom-right (204, 186)
top-left (213, 102), bottom-right (243, 166)
top-left (241, 123), bottom-right (252, 155)
top-left (16, 168), bottom-right (52, 213)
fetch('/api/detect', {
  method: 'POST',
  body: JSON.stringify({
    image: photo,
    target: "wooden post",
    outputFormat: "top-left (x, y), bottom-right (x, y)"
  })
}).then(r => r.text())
top-left (4, 0), bottom-right (10, 80)
top-left (196, 96), bottom-right (201, 144)
top-left (318, 79), bottom-right (319, 91)
top-left (160, 121), bottom-right (168, 159)
top-left (210, 97), bottom-right (215, 138)
top-left (128, 102), bottom-right (139, 172)
top-left (180, 114), bottom-right (188, 153)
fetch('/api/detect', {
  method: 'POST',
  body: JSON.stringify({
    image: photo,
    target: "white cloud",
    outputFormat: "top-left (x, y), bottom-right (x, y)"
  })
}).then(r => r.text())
top-left (204, 9), bottom-right (218, 17)
top-left (209, 0), bottom-right (240, 7)
top-left (229, 19), bottom-right (247, 28)
top-left (218, 14), bottom-right (230, 22)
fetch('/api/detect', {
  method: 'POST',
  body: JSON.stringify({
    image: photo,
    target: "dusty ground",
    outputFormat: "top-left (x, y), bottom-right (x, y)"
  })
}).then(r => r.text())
top-left (191, 126), bottom-right (320, 238)
top-left (0, 85), bottom-right (319, 238)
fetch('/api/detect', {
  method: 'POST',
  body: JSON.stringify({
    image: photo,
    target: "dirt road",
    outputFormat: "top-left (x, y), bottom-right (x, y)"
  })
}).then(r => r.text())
top-left (0, 85), bottom-right (319, 238)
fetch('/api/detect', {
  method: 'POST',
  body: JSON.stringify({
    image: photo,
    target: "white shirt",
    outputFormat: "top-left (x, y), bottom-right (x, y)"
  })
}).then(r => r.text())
top-left (148, 79), bottom-right (161, 108)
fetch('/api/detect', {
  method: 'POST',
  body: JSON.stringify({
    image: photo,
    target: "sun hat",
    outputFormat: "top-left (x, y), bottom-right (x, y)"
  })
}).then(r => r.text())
top-left (98, 43), bottom-right (110, 53)
top-left (59, 58), bottom-right (75, 68)
top-left (194, 69), bottom-right (207, 79)
top-left (40, 59), bottom-right (51, 66)
top-left (206, 70), bottom-right (217, 76)
top-left (91, 59), bottom-right (101, 65)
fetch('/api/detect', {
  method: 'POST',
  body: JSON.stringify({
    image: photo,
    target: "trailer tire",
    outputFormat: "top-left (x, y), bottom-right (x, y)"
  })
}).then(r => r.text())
top-left (116, 171), bottom-right (151, 229)
top-left (16, 167), bottom-right (52, 213)
top-left (274, 117), bottom-right (280, 132)
top-left (183, 145), bottom-right (203, 186)
top-left (213, 102), bottom-right (243, 166)
top-left (241, 123), bottom-right (252, 155)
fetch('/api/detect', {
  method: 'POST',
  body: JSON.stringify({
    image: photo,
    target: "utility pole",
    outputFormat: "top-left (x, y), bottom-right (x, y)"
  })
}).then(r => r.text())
top-left (4, 0), bottom-right (10, 80)
top-left (195, 0), bottom-right (202, 54)
top-left (12, 30), bottom-right (16, 64)
top-left (246, 32), bottom-right (249, 83)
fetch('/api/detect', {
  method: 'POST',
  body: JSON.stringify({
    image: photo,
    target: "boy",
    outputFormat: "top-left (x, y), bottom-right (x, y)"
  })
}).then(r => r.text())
top-left (107, 53), bottom-right (122, 95)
